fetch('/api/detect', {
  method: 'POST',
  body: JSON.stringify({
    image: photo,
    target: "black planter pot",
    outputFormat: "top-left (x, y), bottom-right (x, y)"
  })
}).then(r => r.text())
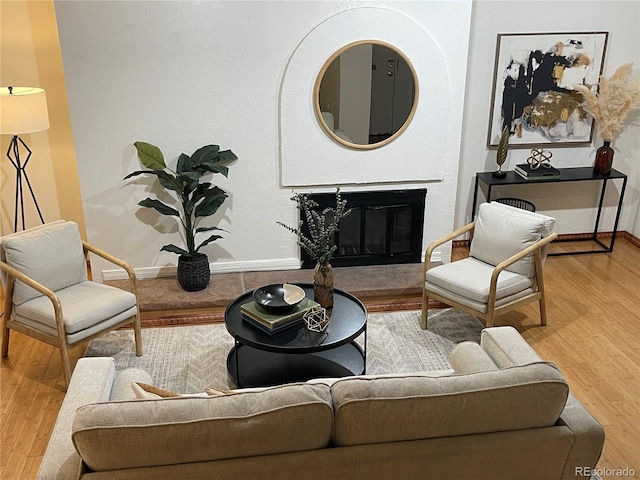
top-left (177, 253), bottom-right (210, 291)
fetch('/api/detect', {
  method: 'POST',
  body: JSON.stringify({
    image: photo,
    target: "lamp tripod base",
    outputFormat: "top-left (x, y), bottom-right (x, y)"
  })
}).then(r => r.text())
top-left (6, 135), bottom-right (45, 232)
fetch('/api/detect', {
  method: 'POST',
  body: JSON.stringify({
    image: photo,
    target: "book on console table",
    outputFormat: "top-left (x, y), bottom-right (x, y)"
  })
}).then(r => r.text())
top-left (241, 297), bottom-right (319, 333)
top-left (515, 163), bottom-right (561, 180)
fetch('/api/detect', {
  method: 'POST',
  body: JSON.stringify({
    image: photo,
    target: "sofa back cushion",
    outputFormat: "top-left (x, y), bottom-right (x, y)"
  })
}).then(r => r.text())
top-left (1, 221), bottom-right (87, 305)
top-left (331, 362), bottom-right (568, 447)
top-left (470, 202), bottom-right (555, 277)
top-left (72, 383), bottom-right (333, 472)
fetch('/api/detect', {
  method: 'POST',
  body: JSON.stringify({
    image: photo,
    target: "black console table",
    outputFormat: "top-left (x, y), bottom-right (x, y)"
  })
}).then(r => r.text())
top-left (472, 167), bottom-right (627, 256)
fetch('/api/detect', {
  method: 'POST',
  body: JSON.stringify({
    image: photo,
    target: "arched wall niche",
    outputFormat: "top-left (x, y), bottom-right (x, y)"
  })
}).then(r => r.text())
top-left (280, 7), bottom-right (450, 187)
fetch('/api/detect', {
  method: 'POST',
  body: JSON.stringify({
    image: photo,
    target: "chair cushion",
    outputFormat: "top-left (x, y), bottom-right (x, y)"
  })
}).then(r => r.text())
top-left (426, 257), bottom-right (534, 304)
top-left (1, 221), bottom-right (87, 305)
top-left (14, 281), bottom-right (136, 334)
top-left (331, 362), bottom-right (568, 447)
top-left (470, 202), bottom-right (555, 277)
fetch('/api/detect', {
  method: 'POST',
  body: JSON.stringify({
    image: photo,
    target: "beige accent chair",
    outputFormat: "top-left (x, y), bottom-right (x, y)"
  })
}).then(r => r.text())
top-left (421, 202), bottom-right (557, 329)
top-left (0, 221), bottom-right (142, 387)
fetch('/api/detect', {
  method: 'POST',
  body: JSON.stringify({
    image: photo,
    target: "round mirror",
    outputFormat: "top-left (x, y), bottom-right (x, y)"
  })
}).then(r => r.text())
top-left (314, 40), bottom-right (419, 150)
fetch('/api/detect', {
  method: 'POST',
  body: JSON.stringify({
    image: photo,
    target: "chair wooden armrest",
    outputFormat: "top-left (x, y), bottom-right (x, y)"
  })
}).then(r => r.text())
top-left (488, 232), bottom-right (558, 305)
top-left (83, 241), bottom-right (138, 293)
top-left (424, 222), bottom-right (475, 272)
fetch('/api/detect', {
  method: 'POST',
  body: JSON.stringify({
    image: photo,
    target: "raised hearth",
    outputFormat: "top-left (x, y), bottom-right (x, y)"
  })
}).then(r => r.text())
top-left (105, 263), bottom-right (427, 327)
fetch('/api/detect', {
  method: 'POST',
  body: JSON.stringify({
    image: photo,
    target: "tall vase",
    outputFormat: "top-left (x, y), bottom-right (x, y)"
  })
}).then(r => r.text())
top-left (314, 261), bottom-right (334, 308)
top-left (594, 141), bottom-right (614, 175)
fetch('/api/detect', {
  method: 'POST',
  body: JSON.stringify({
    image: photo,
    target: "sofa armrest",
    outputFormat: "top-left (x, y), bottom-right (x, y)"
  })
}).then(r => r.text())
top-left (558, 394), bottom-right (605, 480)
top-left (480, 326), bottom-right (543, 368)
top-left (37, 357), bottom-right (117, 480)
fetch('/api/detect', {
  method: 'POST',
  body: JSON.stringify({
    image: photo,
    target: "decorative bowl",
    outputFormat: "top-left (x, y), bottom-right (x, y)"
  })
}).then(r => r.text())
top-left (253, 283), bottom-right (306, 313)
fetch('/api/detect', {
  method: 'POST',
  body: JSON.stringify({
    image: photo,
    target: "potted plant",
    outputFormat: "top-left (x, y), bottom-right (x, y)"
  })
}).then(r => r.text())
top-left (125, 141), bottom-right (238, 291)
top-left (278, 188), bottom-right (351, 307)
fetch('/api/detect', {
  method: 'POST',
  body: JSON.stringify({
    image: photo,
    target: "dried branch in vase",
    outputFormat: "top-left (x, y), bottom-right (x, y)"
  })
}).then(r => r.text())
top-left (574, 63), bottom-right (640, 142)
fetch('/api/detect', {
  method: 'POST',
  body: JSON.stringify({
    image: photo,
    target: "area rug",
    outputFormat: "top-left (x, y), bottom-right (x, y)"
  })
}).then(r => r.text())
top-left (84, 308), bottom-right (483, 393)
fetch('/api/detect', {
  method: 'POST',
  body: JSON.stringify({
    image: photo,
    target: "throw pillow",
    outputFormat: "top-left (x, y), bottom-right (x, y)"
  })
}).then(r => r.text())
top-left (131, 382), bottom-right (181, 399)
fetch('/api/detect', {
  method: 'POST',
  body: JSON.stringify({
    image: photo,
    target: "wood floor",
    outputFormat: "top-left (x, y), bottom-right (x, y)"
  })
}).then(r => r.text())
top-left (1, 239), bottom-right (639, 480)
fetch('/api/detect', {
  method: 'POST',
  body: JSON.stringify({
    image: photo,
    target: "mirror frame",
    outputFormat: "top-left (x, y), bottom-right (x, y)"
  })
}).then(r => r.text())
top-left (313, 40), bottom-right (419, 150)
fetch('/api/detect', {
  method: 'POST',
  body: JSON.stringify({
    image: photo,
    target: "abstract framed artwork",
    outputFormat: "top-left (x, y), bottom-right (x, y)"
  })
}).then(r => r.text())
top-left (487, 31), bottom-right (608, 148)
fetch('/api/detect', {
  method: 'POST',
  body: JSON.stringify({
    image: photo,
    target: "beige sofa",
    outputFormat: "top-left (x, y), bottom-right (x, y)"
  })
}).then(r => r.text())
top-left (37, 326), bottom-right (604, 480)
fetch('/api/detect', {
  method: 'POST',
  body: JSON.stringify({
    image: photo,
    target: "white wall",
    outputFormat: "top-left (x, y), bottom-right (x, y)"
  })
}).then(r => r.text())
top-left (458, 0), bottom-right (640, 238)
top-left (55, 0), bottom-right (472, 279)
top-left (54, 0), bottom-right (639, 279)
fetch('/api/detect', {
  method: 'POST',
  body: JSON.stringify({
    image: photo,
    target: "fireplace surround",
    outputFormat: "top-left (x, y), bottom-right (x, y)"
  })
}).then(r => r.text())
top-left (301, 189), bottom-right (426, 268)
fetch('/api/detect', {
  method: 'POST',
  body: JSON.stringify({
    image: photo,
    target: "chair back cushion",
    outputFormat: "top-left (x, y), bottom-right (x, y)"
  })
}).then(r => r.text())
top-left (1, 221), bottom-right (87, 305)
top-left (470, 202), bottom-right (555, 277)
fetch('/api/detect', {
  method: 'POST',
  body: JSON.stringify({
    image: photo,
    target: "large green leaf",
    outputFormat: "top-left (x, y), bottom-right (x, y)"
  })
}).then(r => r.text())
top-left (196, 226), bottom-right (228, 234)
top-left (138, 198), bottom-right (180, 217)
top-left (155, 171), bottom-right (181, 192)
top-left (124, 169), bottom-right (181, 193)
top-left (195, 233), bottom-right (224, 253)
top-left (185, 183), bottom-right (213, 213)
top-left (160, 244), bottom-right (191, 256)
top-left (199, 149), bottom-right (237, 177)
top-left (199, 163), bottom-right (229, 177)
top-left (178, 172), bottom-right (201, 196)
top-left (124, 169), bottom-right (154, 180)
top-left (191, 145), bottom-right (220, 165)
top-left (195, 192), bottom-right (227, 217)
top-left (176, 153), bottom-right (194, 174)
top-left (216, 149), bottom-right (238, 162)
top-left (134, 142), bottom-right (166, 170)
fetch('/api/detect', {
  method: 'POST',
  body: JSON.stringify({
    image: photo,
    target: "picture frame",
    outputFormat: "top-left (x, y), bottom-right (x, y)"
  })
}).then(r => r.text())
top-left (487, 31), bottom-right (608, 148)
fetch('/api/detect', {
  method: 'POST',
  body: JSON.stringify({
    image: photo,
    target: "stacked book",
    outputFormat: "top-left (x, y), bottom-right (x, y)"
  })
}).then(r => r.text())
top-left (241, 297), bottom-right (319, 335)
top-left (515, 163), bottom-right (561, 180)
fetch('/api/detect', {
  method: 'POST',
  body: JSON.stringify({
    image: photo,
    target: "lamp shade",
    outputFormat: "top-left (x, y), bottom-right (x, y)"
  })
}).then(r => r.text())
top-left (0, 86), bottom-right (50, 134)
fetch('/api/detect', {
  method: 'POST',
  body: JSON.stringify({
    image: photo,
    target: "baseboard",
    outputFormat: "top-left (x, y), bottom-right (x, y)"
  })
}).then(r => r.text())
top-left (452, 230), bottom-right (639, 249)
top-left (103, 257), bottom-right (302, 281)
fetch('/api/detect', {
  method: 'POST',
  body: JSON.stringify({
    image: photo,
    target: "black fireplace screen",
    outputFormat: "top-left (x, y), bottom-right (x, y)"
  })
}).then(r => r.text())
top-left (300, 189), bottom-right (426, 268)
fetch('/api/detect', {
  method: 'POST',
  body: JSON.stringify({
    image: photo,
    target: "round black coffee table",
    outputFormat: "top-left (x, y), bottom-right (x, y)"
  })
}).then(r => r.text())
top-left (225, 284), bottom-right (367, 388)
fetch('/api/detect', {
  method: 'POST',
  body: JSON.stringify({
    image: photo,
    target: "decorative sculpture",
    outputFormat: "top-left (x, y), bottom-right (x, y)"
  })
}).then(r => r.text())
top-left (526, 148), bottom-right (553, 170)
top-left (303, 306), bottom-right (330, 332)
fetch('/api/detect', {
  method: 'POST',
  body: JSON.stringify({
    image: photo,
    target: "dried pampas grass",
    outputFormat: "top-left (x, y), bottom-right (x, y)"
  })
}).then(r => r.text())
top-left (574, 63), bottom-right (640, 142)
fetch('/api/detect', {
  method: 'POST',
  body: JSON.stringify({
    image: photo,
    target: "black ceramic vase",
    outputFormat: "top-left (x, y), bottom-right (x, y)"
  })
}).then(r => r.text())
top-left (177, 253), bottom-right (210, 291)
top-left (594, 141), bottom-right (614, 175)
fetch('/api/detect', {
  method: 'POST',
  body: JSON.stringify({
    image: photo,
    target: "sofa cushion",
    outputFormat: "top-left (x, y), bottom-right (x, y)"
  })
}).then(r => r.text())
top-left (449, 341), bottom-right (499, 374)
top-left (72, 382), bottom-right (333, 472)
top-left (331, 362), bottom-right (568, 447)
top-left (2, 221), bottom-right (87, 305)
top-left (470, 202), bottom-right (555, 277)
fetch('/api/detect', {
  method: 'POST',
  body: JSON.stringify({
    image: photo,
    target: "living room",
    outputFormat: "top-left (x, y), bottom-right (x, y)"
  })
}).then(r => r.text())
top-left (1, 1), bottom-right (639, 479)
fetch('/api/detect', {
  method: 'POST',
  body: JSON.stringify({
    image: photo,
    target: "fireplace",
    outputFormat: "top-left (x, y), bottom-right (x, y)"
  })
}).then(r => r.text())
top-left (300, 189), bottom-right (426, 268)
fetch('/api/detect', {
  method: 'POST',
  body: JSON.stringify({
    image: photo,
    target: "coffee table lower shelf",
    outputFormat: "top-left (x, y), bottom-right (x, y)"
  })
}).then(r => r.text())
top-left (227, 342), bottom-right (365, 388)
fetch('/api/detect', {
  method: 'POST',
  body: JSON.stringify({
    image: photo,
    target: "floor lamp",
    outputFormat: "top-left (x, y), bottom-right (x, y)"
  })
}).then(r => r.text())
top-left (0, 86), bottom-right (50, 232)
